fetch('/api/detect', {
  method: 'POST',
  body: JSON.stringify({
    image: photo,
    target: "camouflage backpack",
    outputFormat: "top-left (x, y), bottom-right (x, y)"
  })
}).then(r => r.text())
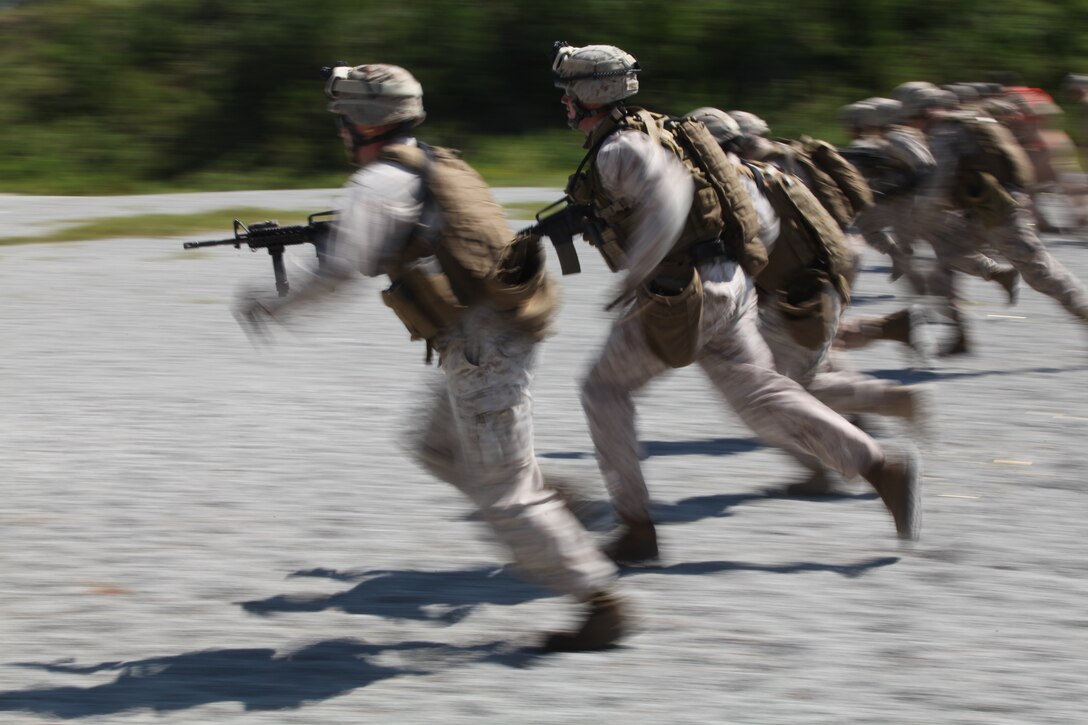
top-left (784, 137), bottom-right (875, 227)
top-left (801, 137), bottom-right (875, 216)
top-left (956, 114), bottom-right (1035, 189)
top-left (568, 107), bottom-right (768, 279)
top-left (739, 160), bottom-right (855, 304)
top-left (379, 142), bottom-right (556, 345)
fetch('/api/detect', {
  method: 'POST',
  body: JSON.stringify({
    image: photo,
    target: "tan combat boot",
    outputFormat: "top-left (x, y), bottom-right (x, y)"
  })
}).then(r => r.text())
top-left (939, 329), bottom-right (971, 356)
top-left (784, 468), bottom-right (836, 496)
top-left (603, 519), bottom-right (658, 566)
top-left (880, 306), bottom-right (931, 362)
top-left (863, 448), bottom-right (922, 541)
top-left (880, 386), bottom-right (931, 440)
top-left (992, 266), bottom-right (1020, 306)
top-left (543, 590), bottom-right (629, 652)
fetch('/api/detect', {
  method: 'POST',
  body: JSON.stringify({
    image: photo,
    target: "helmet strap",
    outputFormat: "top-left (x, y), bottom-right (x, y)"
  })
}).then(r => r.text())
top-left (339, 117), bottom-right (412, 158)
top-left (566, 97), bottom-right (595, 130)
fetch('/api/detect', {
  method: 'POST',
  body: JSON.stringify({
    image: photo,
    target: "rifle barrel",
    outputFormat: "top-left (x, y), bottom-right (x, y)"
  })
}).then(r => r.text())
top-left (182, 238), bottom-right (240, 249)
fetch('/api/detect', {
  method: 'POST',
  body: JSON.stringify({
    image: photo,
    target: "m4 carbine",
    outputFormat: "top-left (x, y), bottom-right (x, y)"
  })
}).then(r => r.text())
top-left (521, 198), bottom-right (608, 275)
top-left (183, 211), bottom-right (336, 296)
top-left (838, 148), bottom-right (924, 198)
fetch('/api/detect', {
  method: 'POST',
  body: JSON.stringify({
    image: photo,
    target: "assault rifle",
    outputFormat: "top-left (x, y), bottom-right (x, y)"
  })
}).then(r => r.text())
top-left (838, 148), bottom-right (924, 198)
top-left (520, 198), bottom-right (608, 275)
top-left (183, 211), bottom-right (336, 296)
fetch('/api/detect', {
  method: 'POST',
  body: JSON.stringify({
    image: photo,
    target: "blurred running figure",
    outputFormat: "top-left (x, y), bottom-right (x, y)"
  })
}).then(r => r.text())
top-left (547, 42), bottom-right (921, 564)
top-left (234, 61), bottom-right (625, 651)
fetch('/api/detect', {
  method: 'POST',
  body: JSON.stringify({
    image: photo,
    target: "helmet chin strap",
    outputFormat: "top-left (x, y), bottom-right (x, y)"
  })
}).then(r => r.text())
top-left (341, 117), bottom-right (412, 160)
top-left (566, 96), bottom-right (595, 130)
top-left (567, 98), bottom-right (625, 131)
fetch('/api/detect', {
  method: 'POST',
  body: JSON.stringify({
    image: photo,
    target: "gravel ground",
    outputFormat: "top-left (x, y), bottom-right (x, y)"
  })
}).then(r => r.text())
top-left (2, 190), bottom-right (1087, 724)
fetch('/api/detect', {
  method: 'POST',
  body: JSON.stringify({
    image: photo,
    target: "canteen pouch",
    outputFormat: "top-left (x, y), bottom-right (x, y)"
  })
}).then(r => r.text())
top-left (955, 170), bottom-right (1017, 228)
top-left (640, 267), bottom-right (704, 368)
top-left (777, 269), bottom-right (836, 350)
top-left (487, 234), bottom-right (559, 340)
top-left (382, 262), bottom-right (465, 342)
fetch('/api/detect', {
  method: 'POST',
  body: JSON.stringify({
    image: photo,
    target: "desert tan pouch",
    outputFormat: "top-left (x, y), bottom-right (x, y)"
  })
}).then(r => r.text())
top-left (640, 267), bottom-right (704, 368)
top-left (382, 263), bottom-right (465, 342)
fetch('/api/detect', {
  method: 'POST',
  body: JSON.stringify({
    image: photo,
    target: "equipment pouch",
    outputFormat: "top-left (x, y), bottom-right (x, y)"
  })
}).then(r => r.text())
top-left (776, 269), bottom-right (836, 350)
top-left (640, 267), bottom-right (704, 368)
top-left (381, 262), bottom-right (465, 342)
top-left (488, 234), bottom-right (559, 340)
top-left (955, 170), bottom-right (1016, 228)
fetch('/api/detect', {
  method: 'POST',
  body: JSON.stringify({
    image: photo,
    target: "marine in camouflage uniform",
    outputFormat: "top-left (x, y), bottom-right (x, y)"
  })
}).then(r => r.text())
top-left (694, 107), bottom-right (926, 493)
top-left (235, 62), bottom-right (624, 652)
top-left (902, 84), bottom-right (1088, 352)
top-left (548, 43), bottom-right (921, 563)
top-left (845, 91), bottom-right (1020, 356)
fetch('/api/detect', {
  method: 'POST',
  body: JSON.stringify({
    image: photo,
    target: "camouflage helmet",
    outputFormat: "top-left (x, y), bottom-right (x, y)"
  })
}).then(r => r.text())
top-left (551, 42), bottom-right (640, 105)
top-left (891, 81), bottom-right (937, 103)
top-left (933, 88), bottom-right (960, 110)
top-left (1063, 73), bottom-right (1088, 91)
top-left (687, 107), bottom-right (742, 147)
top-left (899, 86), bottom-right (944, 119)
top-left (325, 63), bottom-right (425, 127)
top-left (838, 102), bottom-right (863, 127)
top-left (729, 110), bottom-right (771, 139)
top-left (943, 83), bottom-right (980, 104)
top-left (864, 97), bottom-right (903, 127)
top-left (843, 101), bottom-right (875, 129)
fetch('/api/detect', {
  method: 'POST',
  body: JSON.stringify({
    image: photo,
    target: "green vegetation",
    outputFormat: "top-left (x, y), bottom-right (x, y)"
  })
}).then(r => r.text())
top-left (1, 0), bottom-right (1086, 193)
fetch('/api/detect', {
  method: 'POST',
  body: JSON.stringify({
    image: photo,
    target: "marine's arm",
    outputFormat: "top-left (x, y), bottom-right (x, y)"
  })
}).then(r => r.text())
top-left (250, 161), bottom-right (424, 321)
top-left (595, 129), bottom-right (694, 292)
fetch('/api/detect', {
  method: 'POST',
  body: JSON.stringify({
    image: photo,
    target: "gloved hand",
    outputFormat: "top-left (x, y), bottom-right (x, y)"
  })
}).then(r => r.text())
top-left (232, 287), bottom-right (278, 346)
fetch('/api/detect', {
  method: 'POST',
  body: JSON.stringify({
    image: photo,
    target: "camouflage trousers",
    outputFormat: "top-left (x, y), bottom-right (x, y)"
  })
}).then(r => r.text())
top-left (854, 197), bottom-right (929, 295)
top-left (964, 195), bottom-right (1088, 319)
top-left (925, 209), bottom-right (1010, 282)
top-left (414, 306), bottom-right (616, 601)
top-left (855, 196), bottom-right (915, 256)
top-left (759, 283), bottom-right (910, 419)
top-left (581, 260), bottom-right (883, 526)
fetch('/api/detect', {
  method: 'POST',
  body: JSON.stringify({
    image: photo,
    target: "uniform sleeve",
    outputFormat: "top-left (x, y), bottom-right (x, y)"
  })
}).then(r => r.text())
top-left (595, 130), bottom-right (694, 289)
top-left (921, 122), bottom-right (972, 202)
top-left (261, 161), bottom-right (424, 318)
top-left (736, 169), bottom-right (781, 251)
top-left (884, 129), bottom-right (937, 174)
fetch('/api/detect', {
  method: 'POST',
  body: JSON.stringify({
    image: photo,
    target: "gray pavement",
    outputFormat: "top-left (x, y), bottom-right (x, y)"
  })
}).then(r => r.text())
top-left (2, 191), bottom-right (1087, 724)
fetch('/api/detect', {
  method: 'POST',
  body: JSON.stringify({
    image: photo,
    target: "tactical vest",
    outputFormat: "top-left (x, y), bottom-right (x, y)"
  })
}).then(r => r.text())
top-left (954, 114), bottom-right (1035, 189)
top-left (378, 143), bottom-right (556, 347)
top-left (566, 107), bottom-right (766, 282)
top-left (797, 136), bottom-right (875, 219)
top-left (739, 160), bottom-right (853, 304)
top-left (762, 140), bottom-right (855, 231)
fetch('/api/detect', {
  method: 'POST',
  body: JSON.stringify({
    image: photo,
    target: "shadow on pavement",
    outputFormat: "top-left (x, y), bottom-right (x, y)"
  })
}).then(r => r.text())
top-left (867, 363), bottom-right (1088, 385)
top-left (541, 436), bottom-right (764, 461)
top-left (654, 489), bottom-right (875, 526)
top-left (240, 565), bottom-right (547, 624)
top-left (626, 556), bottom-right (900, 579)
top-left (0, 638), bottom-right (514, 719)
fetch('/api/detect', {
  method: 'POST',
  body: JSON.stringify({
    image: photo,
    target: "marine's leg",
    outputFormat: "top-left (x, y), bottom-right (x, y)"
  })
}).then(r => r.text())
top-left (580, 302), bottom-right (669, 563)
top-left (442, 311), bottom-right (624, 648)
top-left (990, 196), bottom-right (1088, 321)
top-left (698, 280), bottom-right (921, 539)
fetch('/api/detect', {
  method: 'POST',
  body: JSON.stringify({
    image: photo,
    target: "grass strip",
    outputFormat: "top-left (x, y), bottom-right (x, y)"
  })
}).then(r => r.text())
top-left (0, 201), bottom-right (556, 246)
top-left (0, 208), bottom-right (319, 246)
